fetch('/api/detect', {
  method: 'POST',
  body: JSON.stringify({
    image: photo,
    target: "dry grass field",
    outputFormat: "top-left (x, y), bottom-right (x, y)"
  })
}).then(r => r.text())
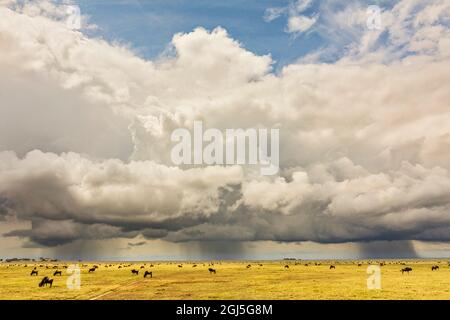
top-left (1, 260), bottom-right (450, 300)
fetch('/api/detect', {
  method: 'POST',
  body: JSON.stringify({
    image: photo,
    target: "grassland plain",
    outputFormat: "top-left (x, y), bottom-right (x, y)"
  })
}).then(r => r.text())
top-left (1, 260), bottom-right (450, 300)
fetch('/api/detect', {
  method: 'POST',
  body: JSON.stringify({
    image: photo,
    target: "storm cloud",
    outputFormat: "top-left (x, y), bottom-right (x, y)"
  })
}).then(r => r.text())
top-left (1, 0), bottom-right (450, 253)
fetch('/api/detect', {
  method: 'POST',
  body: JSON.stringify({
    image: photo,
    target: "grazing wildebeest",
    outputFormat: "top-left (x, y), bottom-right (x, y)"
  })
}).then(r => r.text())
top-left (401, 267), bottom-right (412, 274)
top-left (284, 265), bottom-right (289, 269)
top-left (431, 265), bottom-right (439, 271)
top-left (246, 264), bottom-right (251, 269)
top-left (178, 264), bottom-right (183, 268)
top-left (131, 269), bottom-right (139, 275)
top-left (118, 266), bottom-right (122, 269)
top-left (208, 268), bottom-right (216, 274)
top-left (39, 277), bottom-right (53, 288)
top-left (150, 264), bottom-right (154, 267)
top-left (259, 264), bottom-right (263, 267)
top-left (304, 264), bottom-right (309, 266)
top-left (53, 270), bottom-right (62, 276)
top-left (193, 264), bottom-right (197, 267)
top-left (358, 263), bottom-right (362, 267)
top-left (88, 268), bottom-right (96, 273)
top-left (144, 271), bottom-right (152, 278)
top-left (140, 266), bottom-right (145, 269)
top-left (329, 265), bottom-right (336, 269)
top-left (30, 270), bottom-right (38, 276)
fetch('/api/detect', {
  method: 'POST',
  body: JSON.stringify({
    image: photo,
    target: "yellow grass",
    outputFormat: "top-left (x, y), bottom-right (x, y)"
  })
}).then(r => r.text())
top-left (1, 260), bottom-right (450, 300)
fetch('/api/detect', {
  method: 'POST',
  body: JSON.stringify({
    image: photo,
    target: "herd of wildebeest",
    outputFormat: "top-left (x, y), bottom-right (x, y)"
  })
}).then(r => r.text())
top-left (1, 260), bottom-right (449, 289)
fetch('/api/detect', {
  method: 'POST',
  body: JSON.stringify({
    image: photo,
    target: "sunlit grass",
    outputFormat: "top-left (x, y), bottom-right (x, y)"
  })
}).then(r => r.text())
top-left (1, 260), bottom-right (449, 299)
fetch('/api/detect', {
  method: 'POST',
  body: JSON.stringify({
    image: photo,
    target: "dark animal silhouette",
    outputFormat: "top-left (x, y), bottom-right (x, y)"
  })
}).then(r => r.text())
top-left (178, 265), bottom-right (183, 268)
top-left (30, 270), bottom-right (38, 276)
top-left (131, 269), bottom-right (139, 275)
top-left (401, 267), bottom-right (412, 274)
top-left (284, 265), bottom-right (289, 269)
top-left (330, 265), bottom-right (336, 269)
top-left (208, 268), bottom-right (216, 274)
top-left (358, 264), bottom-right (362, 267)
top-left (39, 277), bottom-right (53, 288)
top-left (140, 266), bottom-right (145, 269)
top-left (192, 264), bottom-right (197, 267)
top-left (144, 271), bottom-right (152, 278)
top-left (431, 265), bottom-right (439, 271)
top-left (246, 264), bottom-right (251, 268)
top-left (88, 268), bottom-right (96, 273)
top-left (53, 270), bottom-right (62, 276)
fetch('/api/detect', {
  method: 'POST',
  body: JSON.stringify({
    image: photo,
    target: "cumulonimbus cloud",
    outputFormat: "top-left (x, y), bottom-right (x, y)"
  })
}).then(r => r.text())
top-left (1, 0), bottom-right (450, 247)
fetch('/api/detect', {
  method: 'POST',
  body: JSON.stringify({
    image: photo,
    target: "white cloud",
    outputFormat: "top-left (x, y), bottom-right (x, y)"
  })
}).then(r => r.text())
top-left (265, 0), bottom-right (316, 35)
top-left (0, 1), bottom-right (450, 249)
top-left (286, 14), bottom-right (318, 34)
top-left (263, 7), bottom-right (286, 22)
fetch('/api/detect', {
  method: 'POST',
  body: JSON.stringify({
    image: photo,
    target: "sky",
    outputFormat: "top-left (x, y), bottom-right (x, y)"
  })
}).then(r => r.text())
top-left (1, 0), bottom-right (450, 260)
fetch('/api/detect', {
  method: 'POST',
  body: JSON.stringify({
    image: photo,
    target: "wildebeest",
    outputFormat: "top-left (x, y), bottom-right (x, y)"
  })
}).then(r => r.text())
top-left (144, 271), bottom-right (152, 278)
top-left (208, 268), bottom-right (216, 274)
top-left (431, 265), bottom-right (439, 271)
top-left (39, 277), bottom-right (53, 288)
top-left (401, 267), bottom-right (412, 274)
top-left (88, 268), bottom-right (96, 273)
top-left (131, 269), bottom-right (139, 275)
top-left (284, 265), bottom-right (289, 269)
top-left (30, 270), bottom-right (38, 276)
top-left (192, 264), bottom-right (197, 267)
top-left (53, 270), bottom-right (62, 276)
top-left (246, 264), bottom-right (251, 269)
top-left (358, 264), bottom-right (362, 267)
top-left (330, 265), bottom-right (336, 269)
top-left (140, 266), bottom-right (145, 269)
top-left (178, 265), bottom-right (183, 268)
